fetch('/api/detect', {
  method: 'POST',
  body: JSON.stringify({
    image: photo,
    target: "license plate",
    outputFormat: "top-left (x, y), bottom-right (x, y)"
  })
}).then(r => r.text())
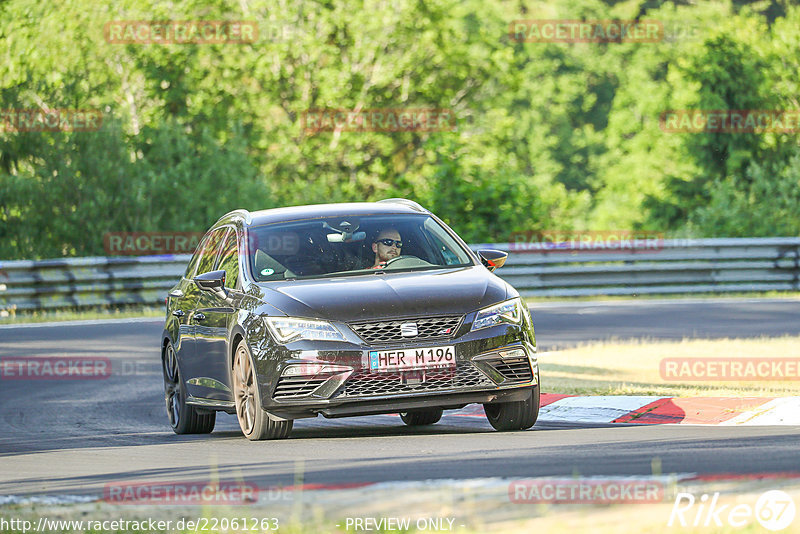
top-left (368, 345), bottom-right (455, 371)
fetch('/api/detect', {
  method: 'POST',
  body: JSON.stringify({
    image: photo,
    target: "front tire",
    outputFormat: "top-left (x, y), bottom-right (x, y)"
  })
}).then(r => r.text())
top-left (400, 408), bottom-right (443, 426)
top-left (484, 385), bottom-right (540, 431)
top-left (232, 340), bottom-right (293, 441)
top-left (163, 341), bottom-right (216, 434)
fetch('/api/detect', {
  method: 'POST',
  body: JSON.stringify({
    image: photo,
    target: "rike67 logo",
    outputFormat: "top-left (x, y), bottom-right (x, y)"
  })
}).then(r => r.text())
top-left (669, 490), bottom-right (796, 531)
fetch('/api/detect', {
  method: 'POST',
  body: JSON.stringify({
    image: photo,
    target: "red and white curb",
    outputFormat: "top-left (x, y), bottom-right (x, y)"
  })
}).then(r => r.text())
top-left (449, 394), bottom-right (800, 425)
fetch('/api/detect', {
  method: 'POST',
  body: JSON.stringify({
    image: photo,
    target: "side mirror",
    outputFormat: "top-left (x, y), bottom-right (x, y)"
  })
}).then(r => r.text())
top-left (194, 269), bottom-right (228, 298)
top-left (477, 249), bottom-right (508, 272)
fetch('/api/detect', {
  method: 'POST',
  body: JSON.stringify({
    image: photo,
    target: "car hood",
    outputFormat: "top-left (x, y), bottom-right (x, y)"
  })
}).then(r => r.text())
top-left (255, 266), bottom-right (510, 322)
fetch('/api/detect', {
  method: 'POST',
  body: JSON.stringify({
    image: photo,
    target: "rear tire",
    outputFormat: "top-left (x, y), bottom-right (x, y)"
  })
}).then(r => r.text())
top-left (484, 384), bottom-right (540, 431)
top-left (400, 408), bottom-right (443, 426)
top-left (233, 340), bottom-right (293, 441)
top-left (163, 341), bottom-right (216, 434)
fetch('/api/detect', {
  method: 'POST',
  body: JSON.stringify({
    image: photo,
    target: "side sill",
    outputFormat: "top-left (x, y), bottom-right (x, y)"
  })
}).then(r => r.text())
top-left (186, 396), bottom-right (235, 412)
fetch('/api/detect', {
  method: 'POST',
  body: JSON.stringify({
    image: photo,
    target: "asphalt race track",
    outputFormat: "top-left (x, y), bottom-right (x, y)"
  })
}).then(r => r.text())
top-left (1, 298), bottom-right (799, 499)
top-left (531, 297), bottom-right (800, 349)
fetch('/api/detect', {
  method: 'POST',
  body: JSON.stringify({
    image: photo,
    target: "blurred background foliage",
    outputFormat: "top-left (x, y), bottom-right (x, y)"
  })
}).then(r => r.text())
top-left (1, 0), bottom-right (799, 259)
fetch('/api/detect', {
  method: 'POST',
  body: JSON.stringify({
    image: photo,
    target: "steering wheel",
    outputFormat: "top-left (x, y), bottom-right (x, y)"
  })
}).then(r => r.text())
top-left (382, 255), bottom-right (436, 270)
top-left (384, 255), bottom-right (419, 266)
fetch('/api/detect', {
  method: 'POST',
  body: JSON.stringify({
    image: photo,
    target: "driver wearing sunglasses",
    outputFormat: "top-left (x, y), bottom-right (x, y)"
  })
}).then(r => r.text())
top-left (371, 228), bottom-right (403, 269)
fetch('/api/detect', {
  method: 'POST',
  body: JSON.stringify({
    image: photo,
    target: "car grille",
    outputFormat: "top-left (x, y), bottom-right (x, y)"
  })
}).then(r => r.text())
top-left (484, 357), bottom-right (533, 382)
top-left (273, 376), bottom-right (329, 399)
top-left (349, 315), bottom-right (463, 345)
top-left (338, 361), bottom-right (493, 397)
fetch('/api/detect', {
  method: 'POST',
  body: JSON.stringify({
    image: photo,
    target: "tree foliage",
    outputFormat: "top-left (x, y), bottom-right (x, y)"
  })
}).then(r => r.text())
top-left (1, 0), bottom-right (799, 259)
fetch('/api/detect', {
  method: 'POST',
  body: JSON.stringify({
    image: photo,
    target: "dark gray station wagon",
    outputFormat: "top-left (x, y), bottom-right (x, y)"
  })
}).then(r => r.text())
top-left (162, 199), bottom-right (539, 440)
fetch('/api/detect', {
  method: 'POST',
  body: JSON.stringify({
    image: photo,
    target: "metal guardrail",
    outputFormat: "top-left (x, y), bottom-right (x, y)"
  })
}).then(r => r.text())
top-left (475, 237), bottom-right (800, 297)
top-left (1, 238), bottom-right (798, 313)
top-left (0, 255), bottom-right (192, 313)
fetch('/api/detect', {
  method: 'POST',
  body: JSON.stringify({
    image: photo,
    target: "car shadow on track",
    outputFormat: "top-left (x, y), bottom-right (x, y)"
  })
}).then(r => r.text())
top-left (0, 413), bottom-right (534, 457)
top-left (0, 413), bottom-right (614, 458)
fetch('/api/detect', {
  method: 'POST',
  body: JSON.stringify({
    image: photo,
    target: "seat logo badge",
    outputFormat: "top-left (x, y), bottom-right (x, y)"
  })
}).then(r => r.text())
top-left (400, 323), bottom-right (418, 337)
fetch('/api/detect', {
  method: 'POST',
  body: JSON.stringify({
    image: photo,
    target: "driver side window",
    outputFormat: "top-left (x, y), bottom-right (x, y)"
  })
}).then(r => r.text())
top-left (184, 233), bottom-right (213, 278)
top-left (193, 228), bottom-right (228, 277)
top-left (216, 229), bottom-right (240, 290)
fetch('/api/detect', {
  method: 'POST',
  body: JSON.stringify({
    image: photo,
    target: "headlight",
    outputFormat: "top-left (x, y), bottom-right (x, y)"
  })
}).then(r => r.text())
top-left (471, 298), bottom-right (524, 332)
top-left (264, 317), bottom-right (346, 343)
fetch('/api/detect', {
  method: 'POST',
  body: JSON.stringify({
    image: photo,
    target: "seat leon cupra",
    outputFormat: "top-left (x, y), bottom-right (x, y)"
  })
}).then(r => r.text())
top-left (161, 199), bottom-right (540, 440)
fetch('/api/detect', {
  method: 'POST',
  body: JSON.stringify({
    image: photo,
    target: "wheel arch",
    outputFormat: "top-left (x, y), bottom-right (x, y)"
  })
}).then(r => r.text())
top-left (229, 324), bottom-right (248, 370)
top-left (161, 330), bottom-right (173, 363)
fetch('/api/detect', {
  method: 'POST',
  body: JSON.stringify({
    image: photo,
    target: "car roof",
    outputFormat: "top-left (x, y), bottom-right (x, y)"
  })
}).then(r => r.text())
top-left (217, 200), bottom-right (430, 228)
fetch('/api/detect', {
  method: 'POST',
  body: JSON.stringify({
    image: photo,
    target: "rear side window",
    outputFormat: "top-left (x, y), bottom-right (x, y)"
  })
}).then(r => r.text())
top-left (192, 228), bottom-right (228, 277)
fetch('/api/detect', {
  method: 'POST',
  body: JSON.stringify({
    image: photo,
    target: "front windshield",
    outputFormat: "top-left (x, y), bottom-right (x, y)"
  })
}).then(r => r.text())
top-left (247, 214), bottom-right (474, 281)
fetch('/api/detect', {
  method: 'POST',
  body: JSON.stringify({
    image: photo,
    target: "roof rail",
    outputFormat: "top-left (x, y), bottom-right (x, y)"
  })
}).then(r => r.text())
top-left (219, 209), bottom-right (252, 225)
top-left (377, 198), bottom-right (427, 212)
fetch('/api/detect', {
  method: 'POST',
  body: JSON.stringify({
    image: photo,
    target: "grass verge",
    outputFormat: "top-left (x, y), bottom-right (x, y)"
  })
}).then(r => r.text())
top-left (0, 305), bottom-right (163, 325)
top-left (540, 335), bottom-right (800, 396)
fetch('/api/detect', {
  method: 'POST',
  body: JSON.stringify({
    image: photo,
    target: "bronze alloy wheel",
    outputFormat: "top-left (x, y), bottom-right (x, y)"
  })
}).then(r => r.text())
top-left (232, 340), bottom-right (292, 441)
top-left (233, 343), bottom-right (257, 435)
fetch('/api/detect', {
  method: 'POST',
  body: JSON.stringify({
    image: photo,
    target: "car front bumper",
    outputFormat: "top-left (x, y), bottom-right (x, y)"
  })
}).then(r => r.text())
top-left (249, 323), bottom-right (538, 420)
